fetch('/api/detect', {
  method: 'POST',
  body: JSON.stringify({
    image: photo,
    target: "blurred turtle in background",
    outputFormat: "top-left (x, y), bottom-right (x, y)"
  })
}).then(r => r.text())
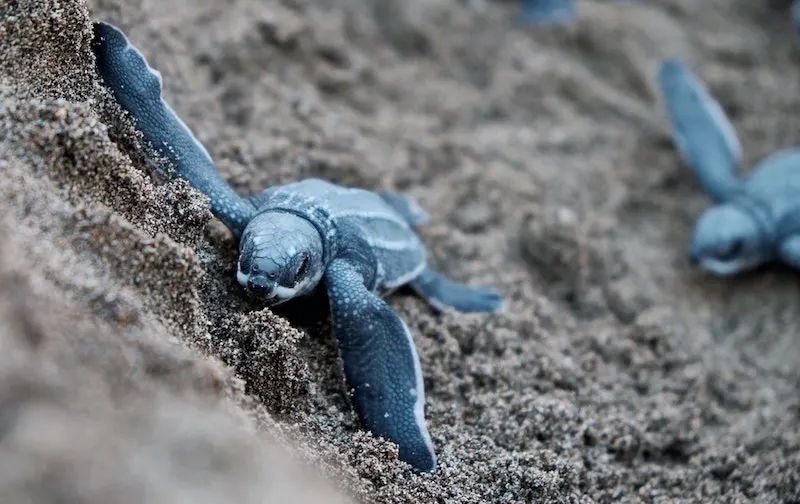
top-left (517, 0), bottom-right (575, 25)
top-left (657, 58), bottom-right (800, 276)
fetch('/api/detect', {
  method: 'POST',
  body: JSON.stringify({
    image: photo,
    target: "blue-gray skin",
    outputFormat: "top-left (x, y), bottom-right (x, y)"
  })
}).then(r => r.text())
top-left (656, 58), bottom-right (800, 276)
top-left (91, 21), bottom-right (504, 473)
top-left (514, 0), bottom-right (641, 27)
top-left (518, 0), bottom-right (575, 25)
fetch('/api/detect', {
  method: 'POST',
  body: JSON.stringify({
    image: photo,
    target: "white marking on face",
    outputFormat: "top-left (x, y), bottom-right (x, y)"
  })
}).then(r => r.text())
top-left (272, 284), bottom-right (300, 300)
top-left (269, 266), bottom-right (324, 301)
top-left (699, 256), bottom-right (761, 277)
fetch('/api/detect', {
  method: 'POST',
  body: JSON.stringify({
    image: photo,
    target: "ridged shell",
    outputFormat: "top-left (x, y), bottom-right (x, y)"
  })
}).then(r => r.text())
top-left (250, 179), bottom-right (426, 291)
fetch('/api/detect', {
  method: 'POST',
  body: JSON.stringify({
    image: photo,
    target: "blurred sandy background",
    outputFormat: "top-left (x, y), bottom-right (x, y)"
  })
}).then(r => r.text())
top-left (1, 0), bottom-right (798, 502)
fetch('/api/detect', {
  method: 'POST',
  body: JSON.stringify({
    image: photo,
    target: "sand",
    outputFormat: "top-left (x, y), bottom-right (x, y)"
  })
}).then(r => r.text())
top-left (1, 0), bottom-right (799, 502)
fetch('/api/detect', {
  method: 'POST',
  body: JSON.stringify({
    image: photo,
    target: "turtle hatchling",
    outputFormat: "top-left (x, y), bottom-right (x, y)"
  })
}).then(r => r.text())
top-left (92, 21), bottom-right (504, 473)
top-left (656, 58), bottom-right (800, 276)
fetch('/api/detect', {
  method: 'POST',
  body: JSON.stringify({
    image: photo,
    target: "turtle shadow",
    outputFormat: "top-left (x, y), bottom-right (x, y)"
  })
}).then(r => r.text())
top-left (269, 284), bottom-right (423, 335)
top-left (268, 288), bottom-right (330, 335)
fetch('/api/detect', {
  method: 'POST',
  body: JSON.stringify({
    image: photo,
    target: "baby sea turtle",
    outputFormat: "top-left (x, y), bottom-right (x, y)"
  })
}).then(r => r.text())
top-left (91, 21), bottom-right (504, 473)
top-left (656, 58), bottom-right (800, 276)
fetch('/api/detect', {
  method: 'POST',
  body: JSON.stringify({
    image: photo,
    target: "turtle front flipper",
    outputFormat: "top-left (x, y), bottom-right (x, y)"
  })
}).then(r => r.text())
top-left (517, 0), bottom-right (575, 25)
top-left (656, 59), bottom-right (743, 202)
top-left (91, 22), bottom-right (255, 237)
top-left (410, 267), bottom-right (504, 314)
top-left (324, 258), bottom-right (436, 473)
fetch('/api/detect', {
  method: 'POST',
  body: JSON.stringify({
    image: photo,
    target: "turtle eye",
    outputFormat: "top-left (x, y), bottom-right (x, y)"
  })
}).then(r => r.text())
top-left (296, 254), bottom-right (310, 281)
top-left (716, 239), bottom-right (743, 260)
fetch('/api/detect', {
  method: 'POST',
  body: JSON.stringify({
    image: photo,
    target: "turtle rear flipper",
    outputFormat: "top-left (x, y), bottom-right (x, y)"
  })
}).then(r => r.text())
top-left (656, 59), bottom-right (743, 202)
top-left (377, 191), bottom-right (429, 227)
top-left (410, 267), bottom-right (504, 314)
top-left (92, 22), bottom-right (255, 237)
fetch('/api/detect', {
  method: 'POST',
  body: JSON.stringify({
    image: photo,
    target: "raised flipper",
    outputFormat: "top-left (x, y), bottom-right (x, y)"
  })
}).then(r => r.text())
top-left (410, 267), bottom-right (504, 313)
top-left (324, 258), bottom-right (436, 473)
top-left (517, 0), bottom-right (575, 26)
top-left (656, 59), bottom-right (744, 202)
top-left (378, 191), bottom-right (429, 227)
top-left (91, 22), bottom-right (256, 237)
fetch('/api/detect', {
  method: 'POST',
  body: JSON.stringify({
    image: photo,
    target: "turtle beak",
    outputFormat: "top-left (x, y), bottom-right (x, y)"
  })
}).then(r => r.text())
top-left (246, 274), bottom-right (276, 299)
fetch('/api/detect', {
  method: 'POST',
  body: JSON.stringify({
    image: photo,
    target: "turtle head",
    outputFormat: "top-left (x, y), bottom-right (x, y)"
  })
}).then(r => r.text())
top-left (688, 204), bottom-right (768, 276)
top-left (237, 212), bottom-right (324, 305)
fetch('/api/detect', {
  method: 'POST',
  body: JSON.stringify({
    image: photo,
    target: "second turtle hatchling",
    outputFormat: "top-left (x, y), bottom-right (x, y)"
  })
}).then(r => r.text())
top-left (656, 58), bottom-right (800, 276)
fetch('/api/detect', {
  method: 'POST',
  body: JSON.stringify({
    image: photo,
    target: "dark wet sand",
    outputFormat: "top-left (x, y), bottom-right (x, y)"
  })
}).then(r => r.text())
top-left (1, 0), bottom-right (799, 502)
